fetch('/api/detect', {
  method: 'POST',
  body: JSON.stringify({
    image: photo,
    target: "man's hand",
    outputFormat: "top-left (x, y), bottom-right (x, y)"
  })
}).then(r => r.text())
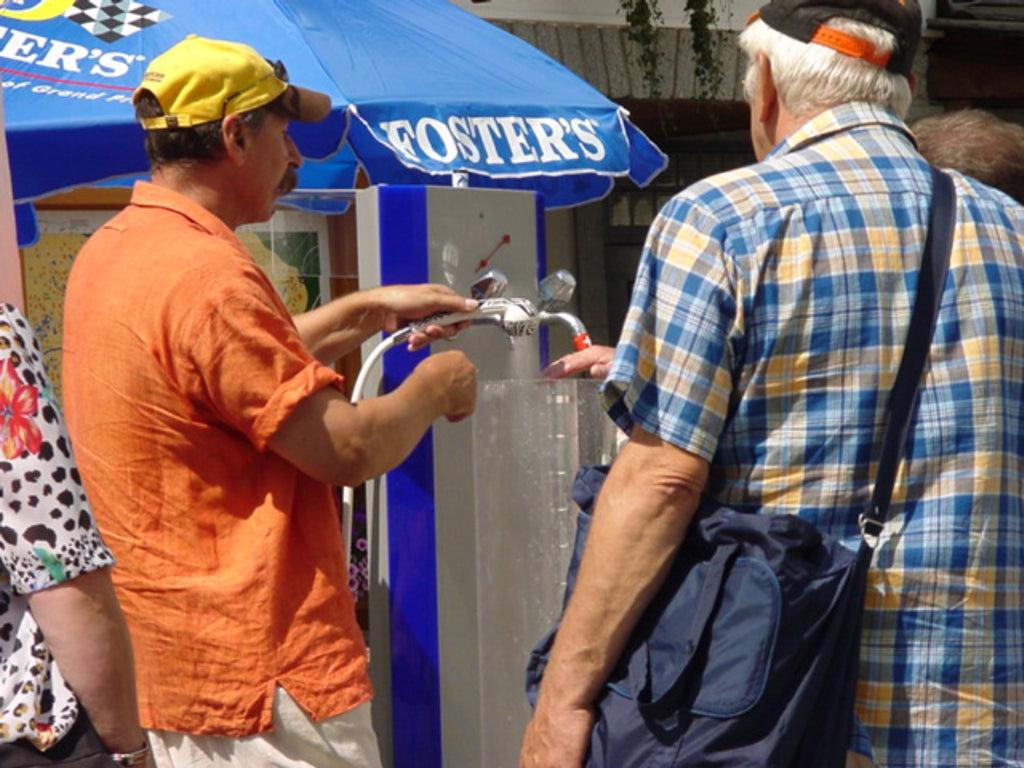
top-left (520, 700), bottom-right (594, 768)
top-left (295, 283), bottom-right (477, 363)
top-left (411, 349), bottom-right (477, 423)
top-left (541, 344), bottom-right (614, 380)
top-left (366, 284), bottom-right (477, 349)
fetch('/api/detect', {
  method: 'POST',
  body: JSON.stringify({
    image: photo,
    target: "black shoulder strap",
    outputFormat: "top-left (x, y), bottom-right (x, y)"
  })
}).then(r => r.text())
top-left (859, 167), bottom-right (956, 543)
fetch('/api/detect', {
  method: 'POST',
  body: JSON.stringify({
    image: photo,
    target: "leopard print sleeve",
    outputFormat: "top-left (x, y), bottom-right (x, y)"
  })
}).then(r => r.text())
top-left (0, 303), bottom-right (115, 590)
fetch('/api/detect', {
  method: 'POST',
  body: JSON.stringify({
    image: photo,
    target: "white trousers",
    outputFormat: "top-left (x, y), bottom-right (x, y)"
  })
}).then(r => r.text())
top-left (147, 687), bottom-right (383, 768)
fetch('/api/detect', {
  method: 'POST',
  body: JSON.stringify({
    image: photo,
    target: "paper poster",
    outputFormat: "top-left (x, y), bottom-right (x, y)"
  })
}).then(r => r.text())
top-left (21, 208), bottom-right (330, 401)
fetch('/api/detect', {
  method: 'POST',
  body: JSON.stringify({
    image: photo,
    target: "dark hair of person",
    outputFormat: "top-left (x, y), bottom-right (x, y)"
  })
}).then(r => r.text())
top-left (913, 109), bottom-right (1024, 206)
top-left (134, 91), bottom-right (289, 168)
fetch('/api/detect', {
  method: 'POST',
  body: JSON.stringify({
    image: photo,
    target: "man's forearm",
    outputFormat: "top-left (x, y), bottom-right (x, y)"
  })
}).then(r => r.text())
top-left (294, 293), bottom-right (378, 364)
top-left (269, 349), bottom-right (476, 487)
top-left (521, 430), bottom-right (707, 768)
top-left (540, 436), bottom-right (704, 707)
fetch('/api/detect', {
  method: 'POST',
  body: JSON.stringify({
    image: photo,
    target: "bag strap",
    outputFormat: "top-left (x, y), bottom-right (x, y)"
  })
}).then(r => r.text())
top-left (858, 167), bottom-right (956, 546)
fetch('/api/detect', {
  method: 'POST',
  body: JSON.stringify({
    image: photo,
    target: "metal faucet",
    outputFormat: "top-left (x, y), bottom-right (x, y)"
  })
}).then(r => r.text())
top-left (537, 309), bottom-right (592, 351)
top-left (397, 268), bottom-right (591, 349)
top-left (536, 269), bottom-right (592, 350)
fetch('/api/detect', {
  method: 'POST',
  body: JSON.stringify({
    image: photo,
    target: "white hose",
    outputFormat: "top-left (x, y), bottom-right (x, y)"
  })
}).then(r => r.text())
top-left (339, 298), bottom-right (582, 585)
top-left (341, 330), bottom-right (407, 569)
top-left (341, 300), bottom-right (531, 569)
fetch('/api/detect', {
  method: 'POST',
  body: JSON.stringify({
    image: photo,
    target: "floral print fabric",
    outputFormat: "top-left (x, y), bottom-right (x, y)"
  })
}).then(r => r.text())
top-left (0, 303), bottom-right (115, 749)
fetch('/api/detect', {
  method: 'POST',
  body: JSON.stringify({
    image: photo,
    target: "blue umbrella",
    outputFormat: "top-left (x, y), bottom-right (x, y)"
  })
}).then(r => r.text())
top-left (1, 0), bottom-right (666, 238)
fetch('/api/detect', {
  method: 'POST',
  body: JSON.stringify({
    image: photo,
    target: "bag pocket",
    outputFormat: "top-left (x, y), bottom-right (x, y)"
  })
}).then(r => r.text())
top-left (686, 556), bottom-right (781, 716)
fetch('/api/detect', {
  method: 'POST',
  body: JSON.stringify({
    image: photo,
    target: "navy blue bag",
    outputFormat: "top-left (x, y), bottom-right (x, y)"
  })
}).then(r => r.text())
top-left (526, 464), bottom-right (869, 768)
top-left (525, 168), bottom-right (955, 768)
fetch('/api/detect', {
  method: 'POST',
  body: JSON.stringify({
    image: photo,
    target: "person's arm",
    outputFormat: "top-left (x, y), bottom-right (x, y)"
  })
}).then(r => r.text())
top-left (0, 303), bottom-right (148, 761)
top-left (268, 348), bottom-right (477, 487)
top-left (294, 284), bottom-right (477, 364)
top-left (26, 567), bottom-right (147, 757)
top-left (541, 345), bottom-right (615, 380)
top-left (519, 426), bottom-right (708, 768)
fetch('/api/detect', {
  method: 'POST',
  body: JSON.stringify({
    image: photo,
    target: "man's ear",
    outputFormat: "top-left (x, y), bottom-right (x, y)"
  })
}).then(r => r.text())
top-left (757, 52), bottom-right (778, 124)
top-left (222, 114), bottom-right (247, 161)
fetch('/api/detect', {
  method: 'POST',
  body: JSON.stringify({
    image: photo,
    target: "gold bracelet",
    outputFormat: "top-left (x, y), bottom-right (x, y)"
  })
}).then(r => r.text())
top-left (109, 742), bottom-right (151, 767)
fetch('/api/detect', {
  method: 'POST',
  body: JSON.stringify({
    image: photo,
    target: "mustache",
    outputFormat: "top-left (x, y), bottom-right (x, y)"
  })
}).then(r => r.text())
top-left (277, 166), bottom-right (299, 196)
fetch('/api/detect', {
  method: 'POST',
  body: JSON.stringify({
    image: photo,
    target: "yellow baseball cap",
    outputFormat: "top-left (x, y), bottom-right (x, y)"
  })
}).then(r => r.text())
top-left (134, 35), bottom-right (331, 130)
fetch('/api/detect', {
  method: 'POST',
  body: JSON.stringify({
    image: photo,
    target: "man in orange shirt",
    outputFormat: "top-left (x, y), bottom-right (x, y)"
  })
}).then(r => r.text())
top-left (61, 36), bottom-right (477, 768)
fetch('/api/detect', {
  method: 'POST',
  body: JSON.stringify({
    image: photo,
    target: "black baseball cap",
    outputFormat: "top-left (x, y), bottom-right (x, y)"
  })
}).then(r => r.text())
top-left (748, 0), bottom-right (922, 77)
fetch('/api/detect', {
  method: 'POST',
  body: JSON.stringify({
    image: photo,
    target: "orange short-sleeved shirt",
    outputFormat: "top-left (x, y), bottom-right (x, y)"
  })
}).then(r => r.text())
top-left (62, 182), bottom-right (372, 736)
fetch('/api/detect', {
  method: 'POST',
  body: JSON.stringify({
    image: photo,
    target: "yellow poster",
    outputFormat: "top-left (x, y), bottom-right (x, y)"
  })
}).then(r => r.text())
top-left (21, 208), bottom-right (330, 401)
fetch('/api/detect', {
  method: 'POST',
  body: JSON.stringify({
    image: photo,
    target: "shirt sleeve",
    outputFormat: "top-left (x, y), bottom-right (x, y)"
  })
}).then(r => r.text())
top-left (601, 194), bottom-right (741, 461)
top-left (182, 268), bottom-right (345, 451)
top-left (0, 304), bottom-right (115, 595)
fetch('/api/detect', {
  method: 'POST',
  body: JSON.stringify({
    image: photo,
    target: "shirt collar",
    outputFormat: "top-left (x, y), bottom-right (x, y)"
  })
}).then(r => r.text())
top-left (768, 102), bottom-right (916, 160)
top-left (129, 180), bottom-right (239, 243)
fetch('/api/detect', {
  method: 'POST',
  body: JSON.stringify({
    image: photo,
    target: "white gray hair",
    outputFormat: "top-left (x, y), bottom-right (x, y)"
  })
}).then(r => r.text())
top-left (739, 17), bottom-right (913, 119)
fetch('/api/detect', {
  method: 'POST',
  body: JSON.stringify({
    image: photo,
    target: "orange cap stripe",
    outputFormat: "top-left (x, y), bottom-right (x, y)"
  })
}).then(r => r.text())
top-left (810, 25), bottom-right (893, 68)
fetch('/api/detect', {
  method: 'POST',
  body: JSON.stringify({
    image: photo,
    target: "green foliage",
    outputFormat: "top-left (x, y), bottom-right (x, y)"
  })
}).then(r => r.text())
top-left (620, 0), bottom-right (664, 98)
top-left (686, 0), bottom-right (723, 99)
top-left (619, 0), bottom-right (723, 101)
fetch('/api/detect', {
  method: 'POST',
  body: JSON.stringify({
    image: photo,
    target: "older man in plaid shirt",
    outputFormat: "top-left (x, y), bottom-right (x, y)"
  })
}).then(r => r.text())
top-left (522, 1), bottom-right (1024, 767)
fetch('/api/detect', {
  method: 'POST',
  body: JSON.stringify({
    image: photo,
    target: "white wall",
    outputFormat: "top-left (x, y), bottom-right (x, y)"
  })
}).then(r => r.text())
top-left (448, 0), bottom-right (756, 29)
top-left (449, 0), bottom-right (936, 30)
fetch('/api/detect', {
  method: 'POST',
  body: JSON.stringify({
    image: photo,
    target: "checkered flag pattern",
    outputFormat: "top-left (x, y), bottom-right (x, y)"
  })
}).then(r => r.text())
top-left (64, 0), bottom-right (171, 43)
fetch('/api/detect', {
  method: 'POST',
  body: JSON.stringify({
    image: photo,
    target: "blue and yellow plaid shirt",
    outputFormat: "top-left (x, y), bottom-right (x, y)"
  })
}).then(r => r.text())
top-left (604, 101), bottom-right (1024, 768)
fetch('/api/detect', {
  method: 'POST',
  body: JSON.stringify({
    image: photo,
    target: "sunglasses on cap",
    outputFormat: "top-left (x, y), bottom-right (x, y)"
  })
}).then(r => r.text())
top-left (221, 58), bottom-right (289, 119)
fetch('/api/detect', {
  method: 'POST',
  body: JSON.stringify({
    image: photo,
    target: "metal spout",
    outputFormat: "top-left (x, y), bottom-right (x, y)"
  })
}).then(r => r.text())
top-left (538, 310), bottom-right (592, 351)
